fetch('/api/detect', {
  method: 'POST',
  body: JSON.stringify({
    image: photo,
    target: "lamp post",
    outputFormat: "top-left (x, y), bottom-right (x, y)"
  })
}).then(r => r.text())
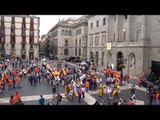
top-left (119, 55), bottom-right (127, 86)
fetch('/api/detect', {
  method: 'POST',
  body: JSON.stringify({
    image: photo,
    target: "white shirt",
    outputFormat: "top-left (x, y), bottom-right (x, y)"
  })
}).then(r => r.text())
top-left (107, 88), bottom-right (112, 94)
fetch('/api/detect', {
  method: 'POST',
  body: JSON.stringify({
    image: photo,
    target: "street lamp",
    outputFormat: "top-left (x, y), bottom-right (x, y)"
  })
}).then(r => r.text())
top-left (119, 55), bottom-right (127, 86)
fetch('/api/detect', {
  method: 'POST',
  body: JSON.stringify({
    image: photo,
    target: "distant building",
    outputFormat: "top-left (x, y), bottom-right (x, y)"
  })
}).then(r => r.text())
top-left (0, 15), bottom-right (40, 60)
top-left (46, 16), bottom-right (88, 60)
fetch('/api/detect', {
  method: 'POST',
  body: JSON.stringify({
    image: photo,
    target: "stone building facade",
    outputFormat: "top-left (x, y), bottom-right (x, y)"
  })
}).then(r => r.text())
top-left (47, 16), bottom-right (88, 60)
top-left (87, 15), bottom-right (160, 76)
top-left (0, 15), bottom-right (40, 60)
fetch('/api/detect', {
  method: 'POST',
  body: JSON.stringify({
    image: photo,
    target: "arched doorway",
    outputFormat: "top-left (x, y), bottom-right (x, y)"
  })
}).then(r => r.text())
top-left (117, 51), bottom-right (123, 71)
top-left (107, 52), bottom-right (112, 68)
top-left (90, 51), bottom-right (94, 62)
top-left (128, 53), bottom-right (136, 75)
top-left (95, 51), bottom-right (99, 65)
top-left (29, 50), bottom-right (34, 60)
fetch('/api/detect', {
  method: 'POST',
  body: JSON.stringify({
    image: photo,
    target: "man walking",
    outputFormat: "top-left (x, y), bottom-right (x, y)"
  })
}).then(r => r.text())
top-left (52, 84), bottom-right (56, 98)
top-left (130, 83), bottom-right (135, 95)
top-left (39, 95), bottom-right (45, 105)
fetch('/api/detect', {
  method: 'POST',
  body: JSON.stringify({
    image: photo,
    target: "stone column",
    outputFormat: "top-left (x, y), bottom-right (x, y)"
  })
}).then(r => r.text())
top-left (127, 15), bottom-right (131, 42)
top-left (141, 15), bottom-right (147, 40)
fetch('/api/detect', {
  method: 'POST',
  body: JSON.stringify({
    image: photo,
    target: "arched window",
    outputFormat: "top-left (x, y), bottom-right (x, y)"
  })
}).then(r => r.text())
top-left (90, 37), bottom-right (93, 46)
top-left (65, 30), bottom-right (68, 36)
top-left (61, 29), bottom-right (64, 35)
top-left (95, 51), bottom-right (99, 65)
top-left (64, 48), bottom-right (69, 55)
top-left (95, 36), bottom-right (99, 45)
top-left (90, 51), bottom-right (94, 61)
top-left (69, 30), bottom-right (72, 35)
top-left (102, 35), bottom-right (106, 45)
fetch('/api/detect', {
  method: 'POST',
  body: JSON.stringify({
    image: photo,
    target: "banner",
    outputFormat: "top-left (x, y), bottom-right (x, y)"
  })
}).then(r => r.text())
top-left (107, 43), bottom-right (111, 50)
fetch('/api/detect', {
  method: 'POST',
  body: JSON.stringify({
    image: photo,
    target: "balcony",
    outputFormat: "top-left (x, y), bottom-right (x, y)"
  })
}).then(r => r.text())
top-left (21, 40), bottom-right (26, 44)
top-left (30, 40), bottom-right (34, 44)
top-left (11, 40), bottom-right (15, 44)
top-left (10, 33), bottom-right (15, 36)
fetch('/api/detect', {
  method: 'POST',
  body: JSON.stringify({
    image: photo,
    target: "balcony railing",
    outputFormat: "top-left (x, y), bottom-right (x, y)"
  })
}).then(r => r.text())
top-left (11, 40), bottom-right (15, 44)
top-left (21, 41), bottom-right (26, 44)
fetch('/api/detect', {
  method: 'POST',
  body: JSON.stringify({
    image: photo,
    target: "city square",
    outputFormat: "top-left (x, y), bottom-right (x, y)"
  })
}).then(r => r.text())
top-left (0, 15), bottom-right (160, 105)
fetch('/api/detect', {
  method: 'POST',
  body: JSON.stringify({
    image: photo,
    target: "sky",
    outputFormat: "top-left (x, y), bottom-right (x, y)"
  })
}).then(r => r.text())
top-left (35, 15), bottom-right (82, 37)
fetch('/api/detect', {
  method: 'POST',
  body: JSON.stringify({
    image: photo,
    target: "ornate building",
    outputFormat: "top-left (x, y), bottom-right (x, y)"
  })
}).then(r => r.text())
top-left (87, 15), bottom-right (160, 76)
top-left (0, 15), bottom-right (40, 60)
top-left (46, 16), bottom-right (88, 60)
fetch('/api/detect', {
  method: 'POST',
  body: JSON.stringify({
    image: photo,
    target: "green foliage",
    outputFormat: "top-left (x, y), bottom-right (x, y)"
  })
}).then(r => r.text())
top-left (119, 64), bottom-right (125, 69)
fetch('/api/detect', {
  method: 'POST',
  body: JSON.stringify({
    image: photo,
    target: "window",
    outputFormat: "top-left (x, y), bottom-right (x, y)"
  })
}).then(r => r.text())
top-left (1, 37), bottom-right (4, 43)
top-left (75, 39), bottom-right (77, 46)
top-left (61, 29), bottom-right (64, 35)
top-left (30, 38), bottom-right (34, 44)
top-left (95, 36), bottom-right (99, 45)
top-left (22, 24), bottom-right (25, 29)
top-left (90, 37), bottom-right (93, 45)
top-left (22, 45), bottom-right (25, 49)
top-left (11, 28), bottom-right (15, 35)
top-left (75, 48), bottom-right (77, 56)
top-left (30, 31), bottom-right (34, 36)
top-left (11, 36), bottom-right (15, 43)
top-left (65, 39), bottom-right (68, 46)
top-left (96, 21), bottom-right (99, 27)
top-left (124, 15), bottom-right (127, 19)
top-left (22, 36), bottom-right (26, 43)
top-left (65, 30), bottom-right (68, 36)
top-left (91, 23), bottom-right (93, 29)
top-left (1, 16), bottom-right (4, 21)
top-left (69, 30), bottom-right (72, 35)
top-left (115, 15), bottom-right (116, 22)
top-left (1, 29), bottom-right (4, 35)
top-left (103, 18), bottom-right (106, 25)
top-left (30, 45), bottom-right (33, 49)
top-left (22, 18), bottom-right (25, 23)
top-left (11, 17), bottom-right (15, 23)
top-left (64, 48), bottom-right (69, 55)
top-left (22, 29), bottom-right (26, 36)
top-left (11, 44), bottom-right (15, 49)
top-left (11, 23), bottom-right (15, 28)
top-left (79, 48), bottom-right (81, 56)
top-left (113, 33), bottom-right (115, 42)
top-left (30, 18), bottom-right (34, 23)
top-left (76, 28), bottom-right (82, 35)
top-left (102, 35), bottom-right (106, 45)
top-left (79, 38), bottom-right (81, 46)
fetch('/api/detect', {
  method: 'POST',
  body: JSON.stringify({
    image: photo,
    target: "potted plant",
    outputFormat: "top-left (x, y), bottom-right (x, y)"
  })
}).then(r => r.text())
top-left (119, 64), bottom-right (125, 69)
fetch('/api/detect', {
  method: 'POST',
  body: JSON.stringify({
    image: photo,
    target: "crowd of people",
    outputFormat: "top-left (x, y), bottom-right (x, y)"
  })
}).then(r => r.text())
top-left (0, 56), bottom-right (160, 105)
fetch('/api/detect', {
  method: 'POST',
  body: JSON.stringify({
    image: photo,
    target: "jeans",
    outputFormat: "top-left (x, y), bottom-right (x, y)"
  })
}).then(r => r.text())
top-left (86, 87), bottom-right (89, 93)
top-left (131, 89), bottom-right (135, 95)
top-left (78, 95), bottom-right (81, 103)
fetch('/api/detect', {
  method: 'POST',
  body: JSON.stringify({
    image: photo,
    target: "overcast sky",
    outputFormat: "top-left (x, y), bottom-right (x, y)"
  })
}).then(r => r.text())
top-left (36, 15), bottom-right (82, 37)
